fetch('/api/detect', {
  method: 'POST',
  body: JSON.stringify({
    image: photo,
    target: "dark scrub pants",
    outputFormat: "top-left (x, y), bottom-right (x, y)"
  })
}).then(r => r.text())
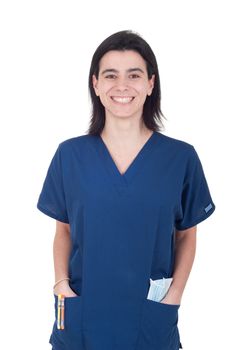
top-left (37, 131), bottom-right (216, 350)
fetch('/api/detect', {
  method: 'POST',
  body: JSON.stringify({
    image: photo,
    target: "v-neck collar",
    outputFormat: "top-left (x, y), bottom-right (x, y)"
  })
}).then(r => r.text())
top-left (95, 131), bottom-right (160, 191)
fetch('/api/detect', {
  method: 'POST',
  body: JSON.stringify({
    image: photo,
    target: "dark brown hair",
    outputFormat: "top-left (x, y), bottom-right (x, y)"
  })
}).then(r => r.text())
top-left (86, 30), bottom-right (166, 135)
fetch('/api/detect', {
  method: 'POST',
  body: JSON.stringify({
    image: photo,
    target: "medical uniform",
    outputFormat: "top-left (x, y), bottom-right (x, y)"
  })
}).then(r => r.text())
top-left (37, 131), bottom-right (216, 350)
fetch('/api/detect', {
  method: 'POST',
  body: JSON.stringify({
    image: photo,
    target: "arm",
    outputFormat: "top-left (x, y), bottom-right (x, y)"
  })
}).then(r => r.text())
top-left (161, 225), bottom-right (197, 305)
top-left (53, 220), bottom-right (77, 297)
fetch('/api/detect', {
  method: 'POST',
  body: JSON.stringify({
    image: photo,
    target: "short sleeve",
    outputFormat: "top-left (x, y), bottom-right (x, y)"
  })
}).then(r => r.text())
top-left (36, 144), bottom-right (69, 223)
top-left (175, 146), bottom-right (216, 230)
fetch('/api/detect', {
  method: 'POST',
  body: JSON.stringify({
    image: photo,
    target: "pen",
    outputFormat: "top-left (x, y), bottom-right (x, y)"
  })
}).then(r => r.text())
top-left (57, 294), bottom-right (61, 329)
top-left (60, 295), bottom-right (65, 330)
top-left (57, 294), bottom-right (65, 330)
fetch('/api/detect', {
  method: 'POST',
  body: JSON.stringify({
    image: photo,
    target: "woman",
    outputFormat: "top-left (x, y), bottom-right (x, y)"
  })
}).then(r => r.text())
top-left (37, 30), bottom-right (216, 350)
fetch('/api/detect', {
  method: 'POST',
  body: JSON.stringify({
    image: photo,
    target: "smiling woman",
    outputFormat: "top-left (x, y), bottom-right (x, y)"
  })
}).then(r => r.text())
top-left (91, 49), bottom-right (156, 125)
top-left (88, 30), bottom-right (165, 135)
top-left (37, 29), bottom-right (216, 350)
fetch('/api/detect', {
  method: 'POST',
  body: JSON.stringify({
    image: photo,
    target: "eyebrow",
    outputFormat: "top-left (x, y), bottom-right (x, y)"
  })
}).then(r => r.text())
top-left (101, 68), bottom-right (145, 75)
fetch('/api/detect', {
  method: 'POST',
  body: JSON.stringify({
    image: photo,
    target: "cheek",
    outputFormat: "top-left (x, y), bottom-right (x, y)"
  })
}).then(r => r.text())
top-left (135, 87), bottom-right (149, 102)
top-left (133, 82), bottom-right (148, 94)
top-left (101, 85), bottom-right (114, 97)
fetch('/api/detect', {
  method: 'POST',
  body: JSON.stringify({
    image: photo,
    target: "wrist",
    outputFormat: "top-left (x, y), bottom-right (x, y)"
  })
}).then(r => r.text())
top-left (53, 277), bottom-right (70, 290)
top-left (54, 279), bottom-right (70, 287)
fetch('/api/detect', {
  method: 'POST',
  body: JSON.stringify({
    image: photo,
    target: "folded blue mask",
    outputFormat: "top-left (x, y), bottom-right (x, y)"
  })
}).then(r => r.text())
top-left (147, 277), bottom-right (173, 302)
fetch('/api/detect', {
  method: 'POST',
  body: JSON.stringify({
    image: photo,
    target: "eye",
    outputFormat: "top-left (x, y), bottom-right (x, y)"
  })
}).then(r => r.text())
top-left (130, 74), bottom-right (140, 79)
top-left (105, 75), bottom-right (116, 79)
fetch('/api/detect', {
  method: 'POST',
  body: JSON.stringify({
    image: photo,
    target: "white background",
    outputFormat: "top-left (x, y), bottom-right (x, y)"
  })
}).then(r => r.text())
top-left (0, 0), bottom-right (230, 349)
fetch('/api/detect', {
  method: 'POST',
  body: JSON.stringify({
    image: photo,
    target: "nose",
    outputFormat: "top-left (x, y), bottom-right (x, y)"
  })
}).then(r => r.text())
top-left (114, 76), bottom-right (130, 91)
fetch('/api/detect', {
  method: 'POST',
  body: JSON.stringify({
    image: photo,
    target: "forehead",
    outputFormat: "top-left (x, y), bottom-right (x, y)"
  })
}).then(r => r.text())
top-left (99, 50), bottom-right (146, 71)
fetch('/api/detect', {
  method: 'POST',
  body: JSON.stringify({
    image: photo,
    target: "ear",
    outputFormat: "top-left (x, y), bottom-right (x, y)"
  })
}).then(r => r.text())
top-left (148, 74), bottom-right (155, 96)
top-left (92, 74), bottom-right (99, 96)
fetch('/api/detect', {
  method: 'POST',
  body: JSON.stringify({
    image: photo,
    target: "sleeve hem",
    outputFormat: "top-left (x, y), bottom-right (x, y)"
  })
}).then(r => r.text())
top-left (37, 203), bottom-right (69, 224)
top-left (175, 203), bottom-right (216, 231)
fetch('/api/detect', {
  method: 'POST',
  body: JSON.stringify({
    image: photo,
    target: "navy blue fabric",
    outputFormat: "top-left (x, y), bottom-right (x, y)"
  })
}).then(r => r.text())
top-left (37, 131), bottom-right (215, 349)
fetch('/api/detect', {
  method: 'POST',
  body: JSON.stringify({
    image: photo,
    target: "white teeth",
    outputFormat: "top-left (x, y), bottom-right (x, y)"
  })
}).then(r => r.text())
top-left (111, 97), bottom-right (134, 104)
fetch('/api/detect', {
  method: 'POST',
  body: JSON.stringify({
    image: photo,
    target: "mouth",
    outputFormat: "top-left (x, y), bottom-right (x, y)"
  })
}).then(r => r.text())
top-left (110, 96), bottom-right (135, 104)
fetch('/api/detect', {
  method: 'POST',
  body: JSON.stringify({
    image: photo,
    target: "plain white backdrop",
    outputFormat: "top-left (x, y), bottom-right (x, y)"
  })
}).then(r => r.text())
top-left (0, 0), bottom-right (230, 349)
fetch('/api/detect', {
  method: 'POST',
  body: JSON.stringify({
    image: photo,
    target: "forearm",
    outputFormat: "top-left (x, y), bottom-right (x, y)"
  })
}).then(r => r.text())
top-left (53, 222), bottom-right (72, 283)
top-left (52, 222), bottom-right (78, 297)
top-left (165, 226), bottom-right (197, 303)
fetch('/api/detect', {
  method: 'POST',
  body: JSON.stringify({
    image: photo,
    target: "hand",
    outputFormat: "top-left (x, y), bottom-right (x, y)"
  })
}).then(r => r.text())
top-left (160, 292), bottom-right (181, 306)
top-left (53, 280), bottom-right (78, 298)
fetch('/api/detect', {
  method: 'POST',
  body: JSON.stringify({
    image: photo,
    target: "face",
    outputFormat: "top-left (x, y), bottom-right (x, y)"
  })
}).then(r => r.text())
top-left (92, 50), bottom-right (155, 120)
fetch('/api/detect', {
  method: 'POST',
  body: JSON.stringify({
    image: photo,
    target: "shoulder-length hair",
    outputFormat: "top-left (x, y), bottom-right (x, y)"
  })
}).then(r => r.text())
top-left (87, 30), bottom-right (166, 135)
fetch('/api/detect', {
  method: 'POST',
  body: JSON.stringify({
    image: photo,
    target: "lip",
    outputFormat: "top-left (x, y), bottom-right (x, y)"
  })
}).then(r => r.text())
top-left (110, 96), bottom-right (135, 101)
top-left (110, 96), bottom-right (135, 105)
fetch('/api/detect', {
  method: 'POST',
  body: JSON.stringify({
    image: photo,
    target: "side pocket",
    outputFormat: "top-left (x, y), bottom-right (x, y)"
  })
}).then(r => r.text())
top-left (135, 298), bottom-right (181, 350)
top-left (51, 294), bottom-right (84, 350)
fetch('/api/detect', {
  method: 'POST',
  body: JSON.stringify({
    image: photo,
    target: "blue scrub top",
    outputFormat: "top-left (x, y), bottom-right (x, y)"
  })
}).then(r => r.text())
top-left (37, 131), bottom-right (216, 350)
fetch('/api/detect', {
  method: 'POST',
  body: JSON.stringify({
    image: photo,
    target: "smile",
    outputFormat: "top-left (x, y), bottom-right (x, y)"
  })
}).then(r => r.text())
top-left (111, 96), bottom-right (135, 104)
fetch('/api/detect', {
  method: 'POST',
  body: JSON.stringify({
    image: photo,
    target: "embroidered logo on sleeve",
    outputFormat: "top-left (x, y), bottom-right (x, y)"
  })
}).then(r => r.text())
top-left (204, 203), bottom-right (213, 213)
